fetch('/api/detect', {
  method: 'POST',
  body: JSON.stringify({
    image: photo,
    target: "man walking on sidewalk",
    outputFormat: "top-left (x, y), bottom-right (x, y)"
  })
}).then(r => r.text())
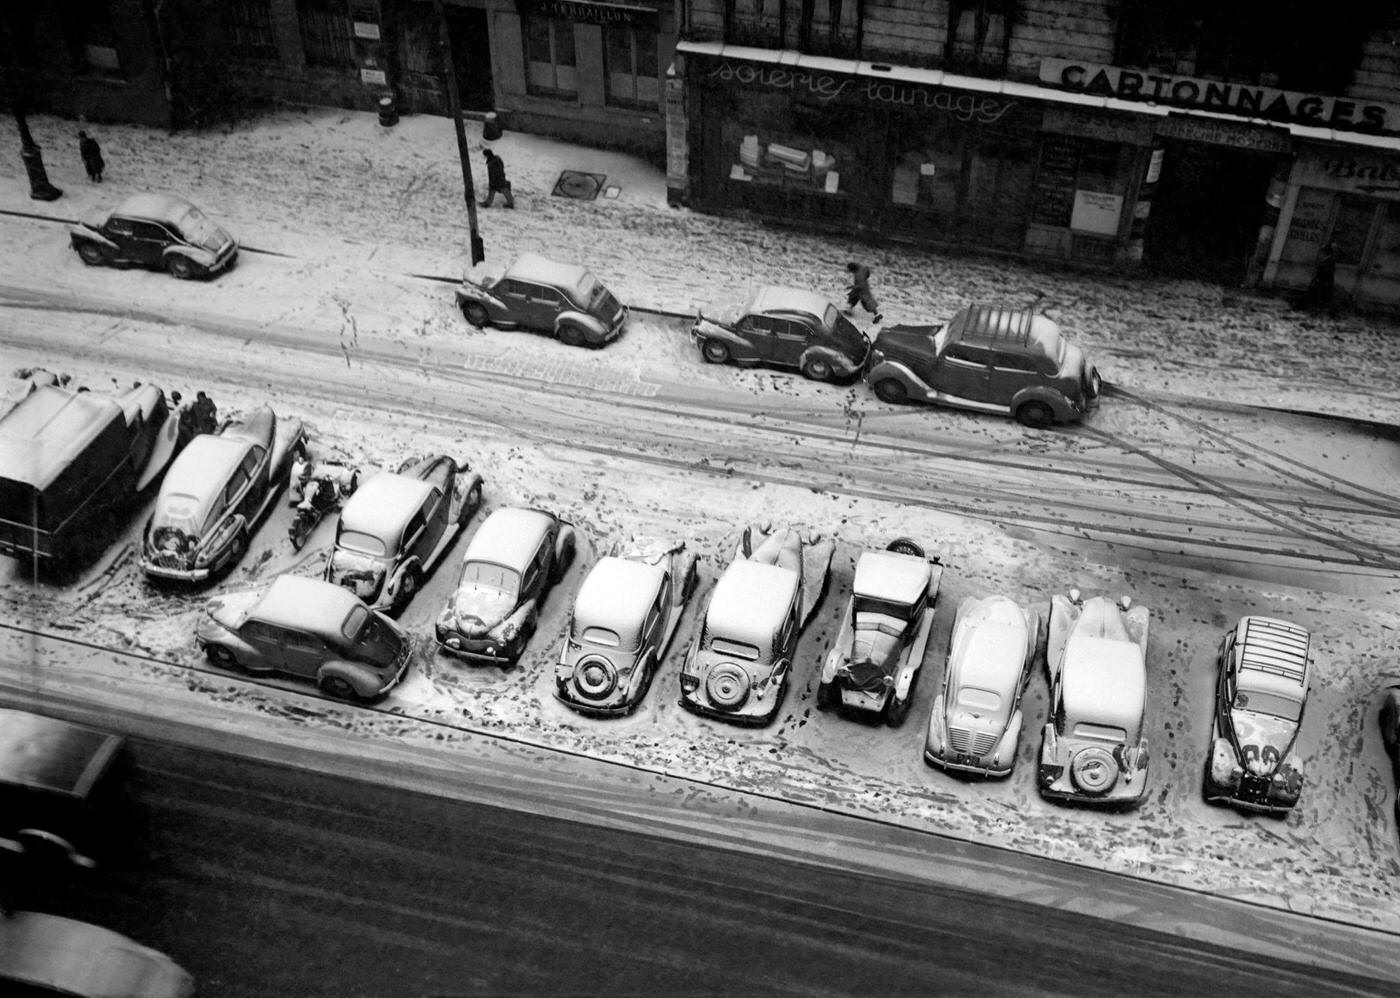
top-left (481, 149), bottom-right (515, 208)
top-left (78, 130), bottom-right (104, 182)
top-left (845, 261), bottom-right (882, 324)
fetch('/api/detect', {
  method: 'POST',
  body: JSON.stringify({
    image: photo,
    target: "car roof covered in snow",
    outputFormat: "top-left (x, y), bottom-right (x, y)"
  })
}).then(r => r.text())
top-left (949, 305), bottom-right (1064, 358)
top-left (706, 559), bottom-right (799, 646)
top-left (573, 556), bottom-right (666, 637)
top-left (949, 595), bottom-right (1032, 701)
top-left (505, 252), bottom-right (598, 299)
top-left (114, 192), bottom-right (197, 226)
top-left (1233, 615), bottom-right (1310, 701)
top-left (340, 472), bottom-right (436, 536)
top-left (462, 506), bottom-right (554, 571)
top-left (0, 385), bottom-right (124, 489)
top-left (250, 575), bottom-right (362, 639)
top-left (746, 286), bottom-right (834, 325)
top-left (1062, 634), bottom-right (1146, 732)
top-left (853, 550), bottom-right (928, 606)
top-left (156, 434), bottom-right (253, 514)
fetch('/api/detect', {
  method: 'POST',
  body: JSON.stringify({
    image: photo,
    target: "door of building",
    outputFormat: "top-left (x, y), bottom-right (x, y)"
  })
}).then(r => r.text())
top-left (445, 7), bottom-right (494, 112)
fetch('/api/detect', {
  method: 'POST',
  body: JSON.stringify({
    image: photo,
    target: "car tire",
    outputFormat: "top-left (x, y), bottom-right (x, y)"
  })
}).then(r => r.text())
top-left (801, 357), bottom-right (834, 382)
top-left (1015, 400), bottom-right (1054, 429)
top-left (394, 568), bottom-right (421, 616)
top-left (885, 537), bottom-right (925, 559)
top-left (551, 530), bottom-right (576, 582)
top-left (461, 301), bottom-right (490, 328)
top-left (706, 663), bottom-right (750, 711)
top-left (1070, 746), bottom-right (1118, 796)
top-left (319, 675), bottom-right (360, 701)
top-left (574, 656), bottom-right (618, 700)
top-left (701, 339), bottom-right (730, 364)
top-left (459, 481), bottom-right (483, 523)
top-left (166, 255), bottom-right (196, 280)
top-left (206, 644), bottom-right (240, 670)
top-left (873, 379), bottom-right (909, 404)
top-left (77, 243), bottom-right (105, 266)
top-left (557, 323), bottom-right (585, 348)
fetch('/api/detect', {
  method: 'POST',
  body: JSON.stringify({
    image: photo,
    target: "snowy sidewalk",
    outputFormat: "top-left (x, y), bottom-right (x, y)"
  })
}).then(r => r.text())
top-left (3, 107), bottom-right (1400, 423)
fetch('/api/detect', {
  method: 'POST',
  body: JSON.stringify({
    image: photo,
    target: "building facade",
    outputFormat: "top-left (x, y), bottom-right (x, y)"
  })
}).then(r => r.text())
top-left (670, 1), bottom-right (1400, 307)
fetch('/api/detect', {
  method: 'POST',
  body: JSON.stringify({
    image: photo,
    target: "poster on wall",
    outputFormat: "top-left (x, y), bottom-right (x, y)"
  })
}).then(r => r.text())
top-left (1030, 136), bottom-right (1078, 227)
top-left (1070, 190), bottom-right (1122, 235)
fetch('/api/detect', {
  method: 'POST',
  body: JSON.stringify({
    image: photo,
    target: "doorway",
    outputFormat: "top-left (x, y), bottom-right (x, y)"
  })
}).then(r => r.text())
top-left (445, 7), bottom-right (494, 112)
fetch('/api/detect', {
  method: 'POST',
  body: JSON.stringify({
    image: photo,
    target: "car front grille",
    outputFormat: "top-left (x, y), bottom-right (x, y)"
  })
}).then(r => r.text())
top-left (949, 727), bottom-right (997, 756)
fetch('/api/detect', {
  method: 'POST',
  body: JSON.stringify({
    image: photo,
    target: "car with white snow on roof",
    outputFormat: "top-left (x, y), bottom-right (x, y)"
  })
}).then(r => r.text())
top-left (817, 539), bottom-right (942, 726)
top-left (70, 192), bottom-right (238, 279)
top-left (195, 574), bottom-right (413, 701)
top-left (325, 454), bottom-right (483, 616)
top-left (1204, 616), bottom-right (1312, 814)
top-left (1038, 589), bottom-right (1150, 808)
top-left (555, 537), bottom-right (699, 716)
top-left (864, 305), bottom-right (1100, 427)
top-left (140, 405), bottom-right (304, 582)
top-left (924, 595), bottom-right (1040, 777)
top-left (690, 285), bottom-right (870, 382)
top-left (455, 251), bottom-right (627, 347)
top-left (435, 506), bottom-right (576, 665)
top-left (679, 523), bottom-right (833, 725)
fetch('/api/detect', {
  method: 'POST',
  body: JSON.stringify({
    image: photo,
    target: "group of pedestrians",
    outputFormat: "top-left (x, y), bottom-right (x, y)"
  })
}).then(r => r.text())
top-left (169, 389), bottom-right (218, 447)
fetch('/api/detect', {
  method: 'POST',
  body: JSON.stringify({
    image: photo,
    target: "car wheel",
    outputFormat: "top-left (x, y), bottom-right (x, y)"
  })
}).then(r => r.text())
top-left (885, 537), bottom-right (925, 559)
top-left (461, 301), bottom-right (490, 327)
top-left (885, 673), bottom-right (917, 728)
top-left (873, 379), bottom-right (909, 404)
top-left (1015, 401), bottom-right (1054, 429)
top-left (77, 243), bottom-right (105, 266)
top-left (706, 663), bottom-right (750, 711)
top-left (551, 530), bottom-right (576, 582)
top-left (459, 481), bottom-right (483, 523)
top-left (801, 357), bottom-right (834, 382)
top-left (701, 339), bottom-right (730, 364)
top-left (574, 656), bottom-right (618, 700)
top-left (395, 568), bottom-right (421, 615)
top-left (319, 675), bottom-right (360, 701)
top-left (166, 255), bottom-right (196, 280)
top-left (1070, 746), bottom-right (1118, 796)
top-left (206, 644), bottom-right (240, 670)
top-left (557, 323), bottom-right (585, 348)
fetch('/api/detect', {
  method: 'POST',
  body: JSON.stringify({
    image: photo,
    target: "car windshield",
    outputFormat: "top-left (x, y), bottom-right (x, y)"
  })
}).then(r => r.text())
top-left (337, 529), bottom-right (388, 557)
top-left (576, 272), bottom-right (599, 303)
top-left (1236, 689), bottom-right (1302, 721)
top-left (174, 205), bottom-right (222, 245)
top-left (854, 594), bottom-right (912, 622)
top-left (461, 561), bottom-right (520, 596)
top-left (710, 637), bottom-right (760, 660)
top-left (955, 687), bottom-right (1002, 713)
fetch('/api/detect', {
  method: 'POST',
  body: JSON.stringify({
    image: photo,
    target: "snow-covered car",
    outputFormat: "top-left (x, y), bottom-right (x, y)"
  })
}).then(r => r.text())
top-left (1038, 589), bottom-right (1150, 808)
top-left (690, 285), bottom-right (870, 382)
top-left (140, 405), bottom-right (304, 582)
top-left (195, 574), bottom-right (413, 701)
top-left (924, 595), bottom-right (1040, 777)
top-left (1204, 616), bottom-right (1312, 814)
top-left (0, 911), bottom-right (194, 998)
top-left (325, 455), bottom-right (484, 616)
top-left (455, 251), bottom-right (627, 347)
top-left (555, 537), bottom-right (699, 716)
top-left (680, 523), bottom-right (833, 725)
top-left (817, 538), bottom-right (942, 726)
top-left (70, 192), bottom-right (238, 279)
top-left (435, 506), bottom-right (576, 664)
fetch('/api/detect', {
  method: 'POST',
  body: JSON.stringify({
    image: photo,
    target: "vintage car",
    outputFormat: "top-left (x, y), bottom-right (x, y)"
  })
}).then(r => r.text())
top-left (435, 506), bottom-right (576, 664)
top-left (1038, 589), bottom-right (1150, 808)
top-left (924, 595), bottom-right (1040, 777)
top-left (1380, 689), bottom-right (1400, 837)
top-left (817, 538), bottom-right (942, 726)
top-left (325, 455), bottom-right (484, 616)
top-left (455, 251), bottom-right (627, 347)
top-left (0, 912), bottom-right (194, 998)
top-left (864, 305), bottom-right (1101, 427)
top-left (1204, 616), bottom-right (1312, 814)
top-left (690, 285), bottom-right (870, 382)
top-left (70, 192), bottom-right (238, 279)
top-left (140, 405), bottom-right (304, 582)
top-left (680, 523), bottom-right (833, 725)
top-left (0, 380), bottom-right (179, 565)
top-left (195, 574), bottom-right (413, 701)
top-left (555, 537), bottom-right (699, 716)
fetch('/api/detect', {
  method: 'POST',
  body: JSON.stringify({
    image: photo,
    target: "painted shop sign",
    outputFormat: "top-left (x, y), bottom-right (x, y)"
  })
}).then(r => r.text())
top-left (517, 0), bottom-right (654, 26)
top-left (704, 59), bottom-right (1016, 124)
top-left (1042, 107), bottom-right (1153, 145)
top-left (1041, 58), bottom-right (1400, 135)
top-left (1293, 149), bottom-right (1400, 197)
top-left (1155, 114), bottom-right (1291, 153)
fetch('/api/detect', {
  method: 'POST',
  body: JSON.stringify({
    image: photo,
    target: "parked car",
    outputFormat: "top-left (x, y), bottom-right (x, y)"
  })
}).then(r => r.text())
top-left (0, 380), bottom-right (179, 565)
top-left (195, 574), bottom-right (413, 700)
top-left (864, 304), bottom-right (1101, 427)
top-left (326, 455), bottom-right (484, 616)
top-left (924, 595), bottom-right (1040, 777)
top-left (1380, 689), bottom-right (1400, 837)
top-left (1204, 616), bottom-right (1312, 814)
top-left (140, 405), bottom-right (304, 582)
top-left (435, 506), bottom-right (576, 664)
top-left (1038, 589), bottom-right (1150, 808)
top-left (555, 537), bottom-right (699, 716)
top-left (70, 192), bottom-right (238, 279)
top-left (680, 524), bottom-right (832, 725)
top-left (0, 912), bottom-right (194, 998)
top-left (817, 538), bottom-right (942, 726)
top-left (455, 252), bottom-right (627, 347)
top-left (690, 285), bottom-right (870, 381)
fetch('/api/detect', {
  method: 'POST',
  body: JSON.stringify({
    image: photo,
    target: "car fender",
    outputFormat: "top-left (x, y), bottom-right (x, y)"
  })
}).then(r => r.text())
top-left (893, 608), bottom-right (935, 699)
top-left (799, 343), bottom-right (862, 375)
top-left (454, 284), bottom-right (503, 308)
top-left (1045, 594), bottom-right (1080, 683)
top-left (70, 226), bottom-right (118, 252)
top-left (821, 601), bottom-right (856, 684)
top-left (163, 245), bottom-right (218, 268)
top-left (864, 359), bottom-right (928, 395)
top-left (926, 692), bottom-right (948, 751)
top-left (623, 649), bottom-right (653, 701)
top-left (693, 320), bottom-right (752, 355)
top-left (1009, 385), bottom-right (1075, 420)
top-left (993, 708), bottom-right (1024, 765)
top-left (553, 308), bottom-right (607, 339)
top-left (317, 659), bottom-right (383, 698)
top-left (553, 526), bottom-right (576, 575)
top-left (385, 555), bottom-right (424, 600)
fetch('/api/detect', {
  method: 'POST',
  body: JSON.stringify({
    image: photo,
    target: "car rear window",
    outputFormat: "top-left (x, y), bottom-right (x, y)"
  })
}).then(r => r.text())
top-left (342, 605), bottom-right (369, 642)
top-left (337, 530), bottom-right (387, 557)
top-left (956, 687), bottom-right (1002, 713)
top-left (710, 638), bottom-right (760, 660)
top-left (581, 626), bottom-right (621, 647)
top-left (1073, 722), bottom-right (1126, 742)
top-left (1234, 690), bottom-right (1301, 721)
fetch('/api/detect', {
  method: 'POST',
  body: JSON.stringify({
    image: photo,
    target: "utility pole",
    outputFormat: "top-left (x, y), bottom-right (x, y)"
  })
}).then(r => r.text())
top-left (432, 0), bottom-right (484, 264)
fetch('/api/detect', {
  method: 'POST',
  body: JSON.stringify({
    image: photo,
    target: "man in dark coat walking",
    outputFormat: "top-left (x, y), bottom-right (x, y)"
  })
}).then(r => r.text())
top-left (481, 148), bottom-right (515, 208)
top-left (845, 261), bottom-right (882, 324)
top-left (78, 130), bottom-right (104, 182)
top-left (191, 390), bottom-right (218, 435)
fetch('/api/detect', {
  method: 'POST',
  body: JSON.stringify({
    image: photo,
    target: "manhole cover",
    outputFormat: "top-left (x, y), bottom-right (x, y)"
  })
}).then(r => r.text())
top-left (552, 171), bottom-right (607, 200)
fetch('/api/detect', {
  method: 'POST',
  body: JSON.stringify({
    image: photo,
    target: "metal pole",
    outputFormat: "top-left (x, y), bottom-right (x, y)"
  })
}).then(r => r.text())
top-left (432, 0), bottom-right (484, 264)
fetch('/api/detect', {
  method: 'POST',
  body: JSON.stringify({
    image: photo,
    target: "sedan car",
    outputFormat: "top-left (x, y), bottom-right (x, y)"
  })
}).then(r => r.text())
top-left (140, 405), bottom-right (304, 582)
top-left (1038, 589), bottom-right (1150, 808)
top-left (70, 192), bottom-right (238, 279)
top-left (817, 538), bottom-right (942, 726)
top-left (691, 285), bottom-right (870, 381)
top-left (0, 912), bottom-right (194, 998)
top-left (1204, 616), bottom-right (1311, 814)
top-left (435, 506), bottom-right (576, 664)
top-left (555, 537), bottom-right (699, 716)
top-left (195, 574), bottom-right (413, 701)
top-left (326, 455), bottom-right (484, 616)
top-left (924, 595), bottom-right (1040, 777)
top-left (455, 252), bottom-right (627, 347)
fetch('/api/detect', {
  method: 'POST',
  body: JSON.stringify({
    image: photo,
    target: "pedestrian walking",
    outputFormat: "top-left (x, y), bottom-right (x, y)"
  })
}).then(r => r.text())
top-left (191, 390), bottom-right (218, 435)
top-left (845, 261), bottom-right (882, 324)
top-left (78, 130), bottom-right (104, 182)
top-left (1303, 239), bottom-right (1338, 313)
top-left (481, 149), bottom-right (515, 208)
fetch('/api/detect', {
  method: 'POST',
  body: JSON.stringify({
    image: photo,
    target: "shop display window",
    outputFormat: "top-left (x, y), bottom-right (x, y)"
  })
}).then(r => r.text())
top-left (604, 23), bottom-right (660, 109)
top-left (721, 95), bottom-right (851, 195)
top-left (524, 16), bottom-right (577, 97)
top-left (1368, 202), bottom-right (1400, 280)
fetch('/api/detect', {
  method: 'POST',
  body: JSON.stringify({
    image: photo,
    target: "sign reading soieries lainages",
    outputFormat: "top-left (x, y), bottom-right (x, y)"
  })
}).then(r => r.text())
top-left (1040, 57), bottom-right (1400, 136)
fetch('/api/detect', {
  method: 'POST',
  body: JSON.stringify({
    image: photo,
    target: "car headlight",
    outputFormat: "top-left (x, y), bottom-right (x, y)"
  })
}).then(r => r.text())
top-left (501, 622), bottom-right (519, 643)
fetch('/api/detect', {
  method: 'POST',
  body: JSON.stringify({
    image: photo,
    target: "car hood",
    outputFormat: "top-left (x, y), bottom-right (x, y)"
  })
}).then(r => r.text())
top-left (204, 589), bottom-right (262, 631)
top-left (355, 614), bottom-right (408, 668)
top-left (328, 549), bottom-right (386, 600)
top-left (873, 324), bottom-right (940, 358)
top-left (697, 299), bottom-right (745, 329)
top-left (448, 584), bottom-right (516, 632)
top-left (1233, 710), bottom-right (1297, 776)
top-left (77, 208), bottom-right (111, 231)
top-left (847, 627), bottom-right (902, 689)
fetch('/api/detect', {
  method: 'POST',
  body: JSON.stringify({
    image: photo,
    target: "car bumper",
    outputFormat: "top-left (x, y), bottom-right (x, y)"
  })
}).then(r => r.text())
top-left (678, 691), bottom-right (780, 727)
top-left (140, 556), bottom-right (212, 582)
top-left (209, 245), bottom-right (238, 274)
top-left (436, 631), bottom-right (522, 664)
top-left (923, 748), bottom-right (1011, 779)
top-left (555, 687), bottom-right (639, 717)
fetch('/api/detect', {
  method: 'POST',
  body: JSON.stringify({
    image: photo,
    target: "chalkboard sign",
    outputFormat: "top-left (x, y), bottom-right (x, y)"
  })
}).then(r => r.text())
top-left (1031, 136), bottom-right (1079, 227)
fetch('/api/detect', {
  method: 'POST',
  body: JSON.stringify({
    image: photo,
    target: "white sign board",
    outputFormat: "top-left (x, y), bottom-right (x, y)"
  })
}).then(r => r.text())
top-left (360, 68), bottom-right (387, 86)
top-left (1071, 190), bottom-right (1123, 235)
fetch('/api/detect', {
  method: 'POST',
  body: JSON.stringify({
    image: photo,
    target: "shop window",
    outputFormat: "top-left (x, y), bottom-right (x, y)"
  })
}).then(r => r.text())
top-left (62, 0), bottom-right (122, 77)
top-left (524, 16), bottom-right (577, 97)
top-left (724, 0), bottom-right (782, 47)
top-left (399, 1), bottom-right (442, 76)
top-left (298, 0), bottom-right (355, 68)
top-left (1368, 202), bottom-right (1400, 280)
top-left (722, 92), bottom-right (852, 197)
top-left (604, 23), bottom-right (660, 109)
top-left (946, 0), bottom-right (1012, 76)
top-left (801, 0), bottom-right (861, 57)
top-left (1332, 196), bottom-right (1375, 267)
top-left (227, 0), bottom-right (278, 60)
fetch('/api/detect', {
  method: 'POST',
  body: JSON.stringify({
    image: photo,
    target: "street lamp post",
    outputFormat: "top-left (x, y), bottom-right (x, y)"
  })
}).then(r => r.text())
top-left (432, 0), bottom-right (484, 264)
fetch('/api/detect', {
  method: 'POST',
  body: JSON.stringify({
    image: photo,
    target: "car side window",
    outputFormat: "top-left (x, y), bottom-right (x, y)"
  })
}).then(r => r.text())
top-left (107, 218), bottom-right (135, 238)
top-left (223, 467), bottom-right (250, 506)
top-left (283, 630), bottom-right (321, 653)
top-left (402, 507), bottom-right (427, 549)
top-left (747, 315), bottom-right (777, 336)
top-left (944, 343), bottom-right (992, 366)
top-left (532, 286), bottom-right (565, 308)
top-left (522, 542), bottom-right (545, 593)
top-left (243, 620), bottom-right (282, 644)
top-left (498, 279), bottom-right (528, 298)
top-left (775, 319), bottom-right (809, 342)
top-left (423, 486), bottom-right (443, 523)
top-left (130, 221), bottom-right (166, 241)
top-left (991, 350), bottom-right (1037, 372)
top-left (238, 447), bottom-right (263, 480)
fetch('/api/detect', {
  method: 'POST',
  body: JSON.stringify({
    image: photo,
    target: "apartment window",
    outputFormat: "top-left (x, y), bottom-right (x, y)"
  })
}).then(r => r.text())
top-left (227, 0), bottom-right (278, 60)
top-left (801, 0), bottom-right (859, 56)
top-left (399, 1), bottom-right (442, 76)
top-left (946, 0), bottom-right (1012, 75)
top-left (604, 24), bottom-right (659, 109)
top-left (524, 17), bottom-right (577, 97)
top-left (62, 0), bottom-right (122, 77)
top-left (298, 0), bottom-right (355, 69)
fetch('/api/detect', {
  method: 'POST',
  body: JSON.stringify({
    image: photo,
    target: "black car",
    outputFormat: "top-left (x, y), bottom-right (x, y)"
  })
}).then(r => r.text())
top-left (70, 193), bottom-right (238, 279)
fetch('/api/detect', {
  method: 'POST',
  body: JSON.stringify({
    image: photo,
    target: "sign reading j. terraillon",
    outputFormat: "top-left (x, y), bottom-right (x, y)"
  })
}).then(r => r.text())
top-left (704, 60), bottom-right (1016, 123)
top-left (1041, 57), bottom-right (1400, 134)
